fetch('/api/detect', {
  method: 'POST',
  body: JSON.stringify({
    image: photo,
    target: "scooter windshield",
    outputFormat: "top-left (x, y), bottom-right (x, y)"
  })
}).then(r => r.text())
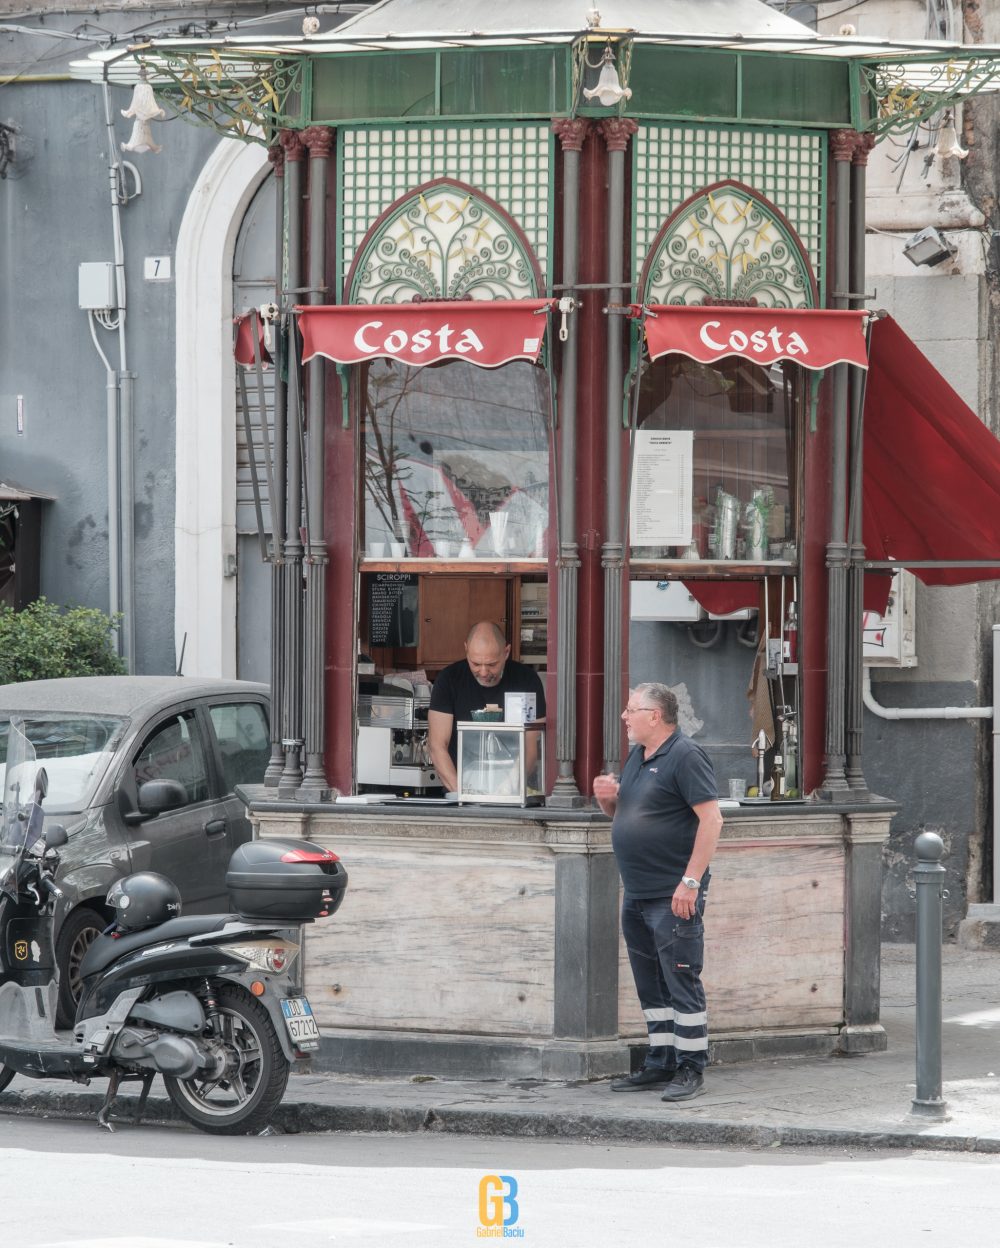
top-left (0, 718), bottom-right (38, 899)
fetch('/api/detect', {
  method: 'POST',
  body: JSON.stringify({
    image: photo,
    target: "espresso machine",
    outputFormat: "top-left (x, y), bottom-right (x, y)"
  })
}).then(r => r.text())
top-left (356, 677), bottom-right (440, 795)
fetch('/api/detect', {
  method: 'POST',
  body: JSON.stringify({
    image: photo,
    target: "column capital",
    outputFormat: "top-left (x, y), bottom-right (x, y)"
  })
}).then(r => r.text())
top-left (552, 117), bottom-right (592, 152)
top-left (830, 128), bottom-right (860, 163)
top-left (598, 117), bottom-right (638, 153)
top-left (301, 125), bottom-right (334, 160)
top-left (268, 142), bottom-right (285, 176)
top-left (852, 132), bottom-right (877, 166)
top-left (279, 129), bottom-right (305, 162)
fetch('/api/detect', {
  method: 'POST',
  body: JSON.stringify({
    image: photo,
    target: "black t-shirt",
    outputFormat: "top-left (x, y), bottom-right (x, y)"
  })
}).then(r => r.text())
top-left (429, 658), bottom-right (546, 762)
top-left (611, 729), bottom-right (719, 898)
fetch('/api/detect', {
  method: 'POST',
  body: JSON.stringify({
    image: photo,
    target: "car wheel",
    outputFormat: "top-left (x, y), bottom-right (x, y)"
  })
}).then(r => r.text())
top-left (55, 907), bottom-right (105, 1028)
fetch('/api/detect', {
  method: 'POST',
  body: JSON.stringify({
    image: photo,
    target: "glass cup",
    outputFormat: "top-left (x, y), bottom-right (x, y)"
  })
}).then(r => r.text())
top-left (728, 778), bottom-right (747, 800)
top-left (368, 541), bottom-right (386, 558)
top-left (389, 541), bottom-right (405, 558)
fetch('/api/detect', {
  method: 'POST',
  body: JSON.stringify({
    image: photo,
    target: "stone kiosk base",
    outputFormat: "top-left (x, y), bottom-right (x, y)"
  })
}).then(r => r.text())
top-left (240, 790), bottom-right (893, 1080)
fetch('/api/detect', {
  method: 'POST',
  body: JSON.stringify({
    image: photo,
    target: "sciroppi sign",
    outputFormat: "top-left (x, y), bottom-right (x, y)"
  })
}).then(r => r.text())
top-left (641, 305), bottom-right (870, 372)
top-left (295, 300), bottom-right (554, 369)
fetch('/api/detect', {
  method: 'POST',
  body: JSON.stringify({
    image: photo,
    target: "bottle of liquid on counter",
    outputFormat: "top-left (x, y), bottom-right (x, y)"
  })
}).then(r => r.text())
top-left (769, 753), bottom-right (786, 801)
top-left (782, 601), bottom-right (798, 665)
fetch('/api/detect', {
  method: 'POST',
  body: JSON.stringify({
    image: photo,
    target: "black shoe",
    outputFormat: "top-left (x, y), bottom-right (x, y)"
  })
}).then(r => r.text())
top-left (610, 1067), bottom-right (676, 1092)
top-left (660, 1065), bottom-right (705, 1102)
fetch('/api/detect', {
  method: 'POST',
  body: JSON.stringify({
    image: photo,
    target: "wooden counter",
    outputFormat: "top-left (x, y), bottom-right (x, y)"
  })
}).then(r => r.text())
top-left (240, 790), bottom-right (893, 1079)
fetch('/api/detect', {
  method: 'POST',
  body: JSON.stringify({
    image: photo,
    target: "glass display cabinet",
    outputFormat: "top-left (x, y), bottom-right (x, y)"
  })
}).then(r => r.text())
top-left (456, 721), bottom-right (545, 806)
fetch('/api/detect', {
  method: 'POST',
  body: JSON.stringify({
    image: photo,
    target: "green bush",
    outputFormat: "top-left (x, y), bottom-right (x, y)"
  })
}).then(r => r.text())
top-left (0, 599), bottom-right (126, 684)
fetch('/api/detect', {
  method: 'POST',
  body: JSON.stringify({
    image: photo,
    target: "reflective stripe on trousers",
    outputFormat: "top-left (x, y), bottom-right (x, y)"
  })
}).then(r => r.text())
top-left (621, 890), bottom-right (708, 1072)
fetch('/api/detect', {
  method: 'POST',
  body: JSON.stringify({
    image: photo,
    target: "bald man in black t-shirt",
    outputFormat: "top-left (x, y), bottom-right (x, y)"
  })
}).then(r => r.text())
top-left (428, 621), bottom-right (545, 793)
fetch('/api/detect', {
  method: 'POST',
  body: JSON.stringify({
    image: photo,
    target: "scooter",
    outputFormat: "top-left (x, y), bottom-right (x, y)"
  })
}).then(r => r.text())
top-left (0, 717), bottom-right (347, 1134)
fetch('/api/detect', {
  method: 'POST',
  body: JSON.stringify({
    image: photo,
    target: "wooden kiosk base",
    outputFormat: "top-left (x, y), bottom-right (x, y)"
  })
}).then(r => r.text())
top-left (240, 791), bottom-right (892, 1079)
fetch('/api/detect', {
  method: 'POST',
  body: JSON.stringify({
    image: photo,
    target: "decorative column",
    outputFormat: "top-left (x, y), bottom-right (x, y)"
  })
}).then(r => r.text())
top-left (264, 140), bottom-right (287, 788)
top-left (298, 126), bottom-right (333, 801)
top-left (278, 129), bottom-right (305, 797)
top-left (548, 118), bottom-right (591, 807)
top-left (820, 129), bottom-right (856, 796)
top-left (845, 132), bottom-right (876, 794)
top-left (598, 117), bottom-right (638, 774)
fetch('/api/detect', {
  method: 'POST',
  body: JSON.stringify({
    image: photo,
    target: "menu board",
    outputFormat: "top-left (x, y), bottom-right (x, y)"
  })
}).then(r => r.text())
top-left (629, 429), bottom-right (693, 547)
top-left (368, 573), bottom-right (418, 647)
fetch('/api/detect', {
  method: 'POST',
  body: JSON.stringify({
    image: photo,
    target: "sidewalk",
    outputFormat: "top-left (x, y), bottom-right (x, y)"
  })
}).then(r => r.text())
top-left (3, 943), bottom-right (1000, 1152)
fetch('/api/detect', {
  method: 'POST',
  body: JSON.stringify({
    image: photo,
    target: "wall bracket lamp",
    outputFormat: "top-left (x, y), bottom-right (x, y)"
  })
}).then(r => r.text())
top-left (902, 226), bottom-right (957, 268)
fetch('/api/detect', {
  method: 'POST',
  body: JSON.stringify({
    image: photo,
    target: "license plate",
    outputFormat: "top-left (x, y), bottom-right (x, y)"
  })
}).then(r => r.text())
top-left (280, 996), bottom-right (321, 1051)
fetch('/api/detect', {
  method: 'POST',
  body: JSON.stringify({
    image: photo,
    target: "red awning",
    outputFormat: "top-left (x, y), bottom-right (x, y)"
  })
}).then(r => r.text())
top-left (639, 306), bottom-right (869, 372)
top-left (863, 316), bottom-right (1000, 587)
top-left (233, 312), bottom-right (272, 369)
top-left (295, 300), bottom-right (554, 369)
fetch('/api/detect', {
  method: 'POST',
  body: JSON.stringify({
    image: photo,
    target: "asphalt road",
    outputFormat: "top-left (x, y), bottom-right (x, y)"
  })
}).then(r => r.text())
top-left (5, 1116), bottom-right (1000, 1247)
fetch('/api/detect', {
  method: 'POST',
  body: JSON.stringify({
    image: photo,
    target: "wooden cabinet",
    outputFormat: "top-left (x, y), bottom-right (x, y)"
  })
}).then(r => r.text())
top-left (417, 576), bottom-right (514, 669)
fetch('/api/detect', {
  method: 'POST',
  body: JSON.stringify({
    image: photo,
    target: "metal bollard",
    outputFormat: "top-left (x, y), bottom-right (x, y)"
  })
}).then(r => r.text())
top-left (911, 831), bottom-right (947, 1119)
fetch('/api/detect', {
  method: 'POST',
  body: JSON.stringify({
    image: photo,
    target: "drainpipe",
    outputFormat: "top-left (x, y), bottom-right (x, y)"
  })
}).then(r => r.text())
top-left (88, 315), bottom-right (120, 648)
top-left (599, 117), bottom-right (637, 775)
top-left (548, 119), bottom-right (589, 807)
top-left (279, 130), bottom-right (305, 797)
top-left (821, 130), bottom-right (857, 794)
top-left (864, 632), bottom-right (997, 903)
top-left (298, 126), bottom-right (333, 801)
top-left (264, 142), bottom-right (287, 788)
top-left (100, 81), bottom-right (135, 670)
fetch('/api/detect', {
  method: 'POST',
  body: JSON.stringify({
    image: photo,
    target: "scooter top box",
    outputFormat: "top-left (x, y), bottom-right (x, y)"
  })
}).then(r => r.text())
top-left (225, 838), bottom-right (348, 922)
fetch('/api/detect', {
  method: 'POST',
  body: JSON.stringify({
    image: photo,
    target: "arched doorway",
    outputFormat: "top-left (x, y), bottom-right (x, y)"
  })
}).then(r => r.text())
top-left (232, 174), bottom-right (276, 681)
top-left (173, 137), bottom-right (269, 678)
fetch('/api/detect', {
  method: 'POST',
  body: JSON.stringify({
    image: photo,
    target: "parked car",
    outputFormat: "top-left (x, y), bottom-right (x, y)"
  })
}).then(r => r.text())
top-left (0, 676), bottom-right (270, 1024)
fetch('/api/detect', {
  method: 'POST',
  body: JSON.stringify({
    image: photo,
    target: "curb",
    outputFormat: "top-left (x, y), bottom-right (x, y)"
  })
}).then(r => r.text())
top-left (3, 1088), bottom-right (1000, 1153)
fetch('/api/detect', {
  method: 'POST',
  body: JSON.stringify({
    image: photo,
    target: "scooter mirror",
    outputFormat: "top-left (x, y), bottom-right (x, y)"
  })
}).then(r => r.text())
top-left (45, 824), bottom-right (68, 849)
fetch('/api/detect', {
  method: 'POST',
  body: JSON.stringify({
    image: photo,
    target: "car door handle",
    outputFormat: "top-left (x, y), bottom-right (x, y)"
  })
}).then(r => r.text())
top-left (204, 819), bottom-right (227, 836)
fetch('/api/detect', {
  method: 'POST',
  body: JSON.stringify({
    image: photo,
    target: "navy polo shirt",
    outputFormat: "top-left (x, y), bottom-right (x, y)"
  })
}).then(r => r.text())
top-left (611, 728), bottom-right (719, 898)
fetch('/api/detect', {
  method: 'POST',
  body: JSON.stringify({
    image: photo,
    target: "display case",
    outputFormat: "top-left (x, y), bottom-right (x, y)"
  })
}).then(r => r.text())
top-left (456, 721), bottom-right (545, 806)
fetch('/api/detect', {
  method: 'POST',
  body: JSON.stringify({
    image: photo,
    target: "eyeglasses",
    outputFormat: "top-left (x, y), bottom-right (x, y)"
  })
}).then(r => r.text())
top-left (623, 705), bottom-right (657, 716)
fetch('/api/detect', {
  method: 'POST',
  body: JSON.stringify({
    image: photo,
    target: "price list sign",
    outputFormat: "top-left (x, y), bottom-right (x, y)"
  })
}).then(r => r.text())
top-left (629, 429), bottom-right (693, 547)
top-left (368, 572), bottom-right (418, 647)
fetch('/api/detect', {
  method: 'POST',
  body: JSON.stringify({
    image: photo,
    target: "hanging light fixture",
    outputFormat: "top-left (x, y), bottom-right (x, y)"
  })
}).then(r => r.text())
top-left (934, 112), bottom-right (969, 163)
top-left (121, 69), bottom-right (165, 154)
top-left (582, 42), bottom-right (632, 108)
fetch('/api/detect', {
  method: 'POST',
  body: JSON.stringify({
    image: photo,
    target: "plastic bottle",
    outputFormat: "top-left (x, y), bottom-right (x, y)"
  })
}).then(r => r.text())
top-left (769, 753), bottom-right (786, 801)
top-left (782, 601), bottom-right (798, 665)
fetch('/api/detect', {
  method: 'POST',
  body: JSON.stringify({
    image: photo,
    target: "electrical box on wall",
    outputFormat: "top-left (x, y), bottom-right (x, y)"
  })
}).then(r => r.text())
top-left (630, 580), bottom-right (704, 622)
top-left (78, 262), bottom-right (117, 311)
top-left (863, 570), bottom-right (917, 667)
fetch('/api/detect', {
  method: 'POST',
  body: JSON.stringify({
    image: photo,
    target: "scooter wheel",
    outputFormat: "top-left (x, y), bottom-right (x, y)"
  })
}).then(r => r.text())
top-left (163, 983), bottom-right (289, 1135)
top-left (0, 1065), bottom-right (15, 1095)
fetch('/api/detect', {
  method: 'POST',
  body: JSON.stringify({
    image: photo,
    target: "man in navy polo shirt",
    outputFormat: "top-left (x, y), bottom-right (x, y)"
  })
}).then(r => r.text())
top-left (593, 682), bottom-right (723, 1102)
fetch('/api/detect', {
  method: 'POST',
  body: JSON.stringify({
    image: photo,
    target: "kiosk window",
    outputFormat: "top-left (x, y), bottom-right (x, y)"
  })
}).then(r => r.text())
top-left (362, 359), bottom-right (550, 559)
top-left (633, 355), bottom-right (803, 560)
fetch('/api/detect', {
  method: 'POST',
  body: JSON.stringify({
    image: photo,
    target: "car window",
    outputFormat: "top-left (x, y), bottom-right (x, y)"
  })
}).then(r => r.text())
top-left (133, 712), bottom-right (211, 805)
top-left (208, 701), bottom-right (270, 793)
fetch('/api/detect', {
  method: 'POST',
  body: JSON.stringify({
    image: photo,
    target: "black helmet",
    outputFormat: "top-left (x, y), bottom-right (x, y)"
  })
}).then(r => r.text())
top-left (107, 872), bottom-right (182, 932)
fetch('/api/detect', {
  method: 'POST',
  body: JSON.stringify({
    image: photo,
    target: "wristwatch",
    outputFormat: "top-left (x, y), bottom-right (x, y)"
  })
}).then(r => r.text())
top-left (681, 875), bottom-right (700, 890)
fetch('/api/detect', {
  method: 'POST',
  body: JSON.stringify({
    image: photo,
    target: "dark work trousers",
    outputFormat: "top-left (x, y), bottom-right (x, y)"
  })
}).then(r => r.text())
top-left (621, 888), bottom-right (709, 1072)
